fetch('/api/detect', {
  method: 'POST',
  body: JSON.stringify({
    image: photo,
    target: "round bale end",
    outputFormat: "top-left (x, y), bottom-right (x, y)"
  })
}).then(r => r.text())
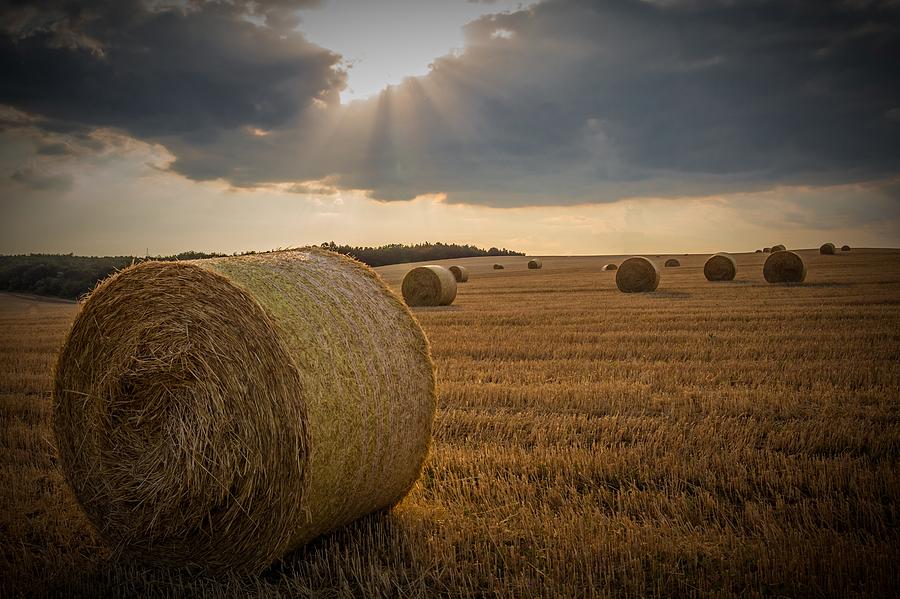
top-left (402, 265), bottom-right (457, 306)
top-left (616, 257), bottom-right (660, 292)
top-left (53, 249), bottom-right (436, 573)
top-left (448, 265), bottom-right (469, 283)
top-left (764, 250), bottom-right (806, 283)
top-left (704, 253), bottom-right (737, 281)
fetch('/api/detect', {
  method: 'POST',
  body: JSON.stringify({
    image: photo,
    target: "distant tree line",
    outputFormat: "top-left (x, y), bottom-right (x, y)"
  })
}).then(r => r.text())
top-left (0, 243), bottom-right (523, 300)
top-left (319, 241), bottom-right (523, 267)
top-left (0, 251), bottom-right (226, 300)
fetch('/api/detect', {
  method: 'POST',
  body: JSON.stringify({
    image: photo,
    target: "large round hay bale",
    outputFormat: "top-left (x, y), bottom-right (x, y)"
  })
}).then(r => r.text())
top-left (602, 263), bottom-right (618, 271)
top-left (763, 250), bottom-right (806, 283)
top-left (402, 265), bottom-right (457, 306)
top-left (493, 263), bottom-right (504, 270)
top-left (52, 248), bottom-right (436, 573)
top-left (616, 257), bottom-right (660, 292)
top-left (763, 247), bottom-right (772, 253)
top-left (820, 242), bottom-right (835, 255)
top-left (771, 244), bottom-right (786, 252)
top-left (448, 265), bottom-right (469, 283)
top-left (527, 258), bottom-right (543, 270)
top-left (841, 245), bottom-right (851, 251)
top-left (664, 258), bottom-right (680, 267)
top-left (704, 252), bottom-right (737, 281)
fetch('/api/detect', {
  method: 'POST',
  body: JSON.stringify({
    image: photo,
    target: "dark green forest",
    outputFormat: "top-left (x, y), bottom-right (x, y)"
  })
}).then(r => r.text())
top-left (317, 241), bottom-right (523, 267)
top-left (0, 243), bottom-right (522, 299)
top-left (0, 251), bottom-right (227, 300)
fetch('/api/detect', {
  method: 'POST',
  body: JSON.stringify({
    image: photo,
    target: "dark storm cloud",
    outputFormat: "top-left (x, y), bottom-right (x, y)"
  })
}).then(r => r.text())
top-left (0, 0), bottom-right (344, 140)
top-left (394, 0), bottom-right (900, 205)
top-left (3, 0), bottom-right (900, 206)
top-left (164, 0), bottom-right (900, 205)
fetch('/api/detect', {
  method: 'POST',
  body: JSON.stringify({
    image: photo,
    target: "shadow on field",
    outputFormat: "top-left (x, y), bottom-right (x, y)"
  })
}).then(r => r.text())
top-left (36, 512), bottom-right (423, 598)
top-left (798, 282), bottom-right (857, 288)
top-left (265, 510), bottom-right (425, 594)
top-left (647, 291), bottom-right (691, 299)
top-left (411, 305), bottom-right (462, 312)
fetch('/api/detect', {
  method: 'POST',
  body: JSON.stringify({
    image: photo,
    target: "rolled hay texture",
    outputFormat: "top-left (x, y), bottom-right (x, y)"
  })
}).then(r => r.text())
top-left (602, 263), bottom-right (618, 271)
top-left (448, 265), bottom-right (469, 283)
top-left (763, 250), bottom-right (807, 283)
top-left (704, 253), bottom-right (737, 281)
top-left (664, 258), bottom-right (681, 267)
top-left (527, 259), bottom-right (543, 270)
top-left (401, 265), bottom-right (457, 307)
top-left (616, 257), bottom-right (660, 292)
top-left (53, 248), bottom-right (436, 573)
top-left (771, 244), bottom-right (787, 252)
top-left (763, 247), bottom-right (772, 253)
top-left (841, 245), bottom-right (851, 252)
top-left (493, 264), bottom-right (504, 270)
top-left (820, 243), bottom-right (836, 255)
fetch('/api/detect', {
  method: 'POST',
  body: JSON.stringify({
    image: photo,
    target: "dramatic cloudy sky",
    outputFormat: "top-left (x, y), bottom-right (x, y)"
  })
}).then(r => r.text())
top-left (1, 0), bottom-right (899, 255)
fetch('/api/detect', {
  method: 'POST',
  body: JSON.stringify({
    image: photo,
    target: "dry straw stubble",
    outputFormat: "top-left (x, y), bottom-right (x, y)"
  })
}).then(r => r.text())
top-left (402, 265), bottom-right (457, 307)
top-left (449, 265), bottom-right (469, 283)
top-left (764, 250), bottom-right (807, 283)
top-left (616, 257), bottom-right (660, 292)
top-left (52, 248), bottom-right (436, 573)
top-left (704, 253), bottom-right (737, 281)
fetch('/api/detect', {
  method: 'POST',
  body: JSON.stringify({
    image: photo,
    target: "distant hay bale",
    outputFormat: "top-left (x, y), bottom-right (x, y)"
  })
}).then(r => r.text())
top-left (527, 258), bottom-right (543, 270)
top-left (704, 252), bottom-right (737, 281)
top-left (664, 258), bottom-right (680, 267)
top-left (771, 244), bottom-right (786, 252)
top-left (53, 248), bottom-right (435, 574)
top-left (841, 245), bottom-right (851, 252)
top-left (820, 243), bottom-right (835, 255)
top-left (755, 249), bottom-right (762, 253)
top-left (764, 250), bottom-right (807, 283)
top-left (448, 265), bottom-right (469, 283)
top-left (493, 264), bottom-right (504, 270)
top-left (402, 265), bottom-right (457, 306)
top-left (616, 257), bottom-right (660, 292)
top-left (602, 263), bottom-right (618, 271)
top-left (763, 247), bottom-right (772, 253)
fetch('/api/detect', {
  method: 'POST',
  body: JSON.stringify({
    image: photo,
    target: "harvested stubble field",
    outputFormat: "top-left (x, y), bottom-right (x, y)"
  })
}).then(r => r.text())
top-left (2, 249), bottom-right (900, 597)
